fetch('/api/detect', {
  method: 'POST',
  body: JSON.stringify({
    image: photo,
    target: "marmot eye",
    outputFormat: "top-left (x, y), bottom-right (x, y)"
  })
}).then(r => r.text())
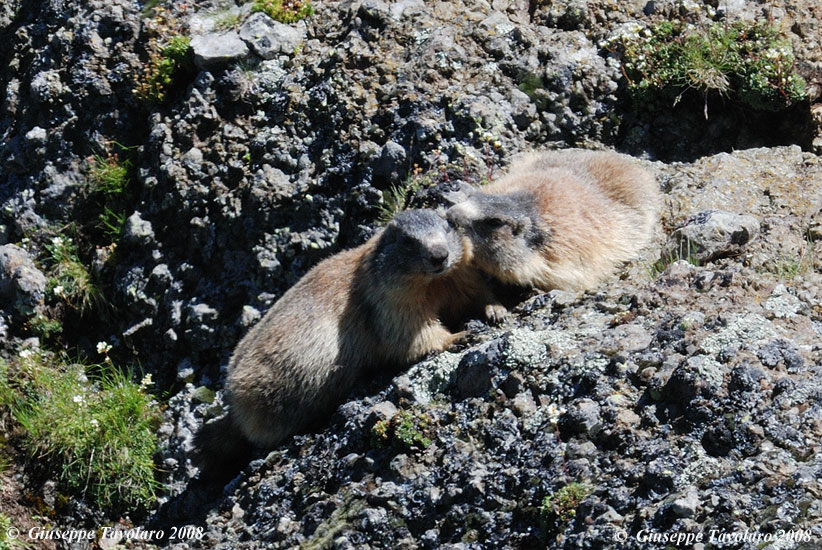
top-left (481, 217), bottom-right (506, 230)
top-left (398, 234), bottom-right (415, 246)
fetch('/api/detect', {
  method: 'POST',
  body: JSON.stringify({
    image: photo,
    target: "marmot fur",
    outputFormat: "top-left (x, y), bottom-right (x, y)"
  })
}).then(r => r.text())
top-left (446, 150), bottom-right (660, 291)
top-left (195, 209), bottom-right (500, 476)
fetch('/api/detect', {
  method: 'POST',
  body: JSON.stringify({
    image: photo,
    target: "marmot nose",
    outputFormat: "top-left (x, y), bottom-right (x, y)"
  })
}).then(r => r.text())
top-left (428, 244), bottom-right (449, 266)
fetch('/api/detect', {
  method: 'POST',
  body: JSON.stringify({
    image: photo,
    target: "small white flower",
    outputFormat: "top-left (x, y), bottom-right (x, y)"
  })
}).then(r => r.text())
top-left (19, 349), bottom-right (34, 359)
top-left (140, 374), bottom-right (153, 388)
top-left (96, 341), bottom-right (112, 354)
top-left (51, 236), bottom-right (64, 247)
top-left (89, 419), bottom-right (99, 427)
top-left (73, 395), bottom-right (83, 403)
top-left (53, 285), bottom-right (65, 297)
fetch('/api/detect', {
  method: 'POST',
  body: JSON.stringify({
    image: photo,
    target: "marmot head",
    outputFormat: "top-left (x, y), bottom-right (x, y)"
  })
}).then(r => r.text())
top-left (373, 209), bottom-right (464, 278)
top-left (446, 190), bottom-right (548, 285)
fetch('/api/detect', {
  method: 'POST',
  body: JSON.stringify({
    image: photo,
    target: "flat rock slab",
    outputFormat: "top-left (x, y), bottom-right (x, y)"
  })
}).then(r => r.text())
top-left (667, 210), bottom-right (760, 264)
top-left (191, 32), bottom-right (249, 69)
top-left (239, 12), bottom-right (306, 59)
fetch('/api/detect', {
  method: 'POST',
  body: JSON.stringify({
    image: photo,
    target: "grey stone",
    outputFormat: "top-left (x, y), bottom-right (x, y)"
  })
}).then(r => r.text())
top-left (24, 126), bottom-right (47, 145)
top-left (389, 0), bottom-right (425, 20)
top-left (763, 284), bottom-right (802, 319)
top-left (667, 210), bottom-right (760, 264)
top-left (453, 349), bottom-right (494, 399)
top-left (29, 70), bottom-right (64, 104)
top-left (0, 244), bottom-right (46, 319)
top-left (368, 401), bottom-right (398, 422)
top-left (664, 356), bottom-right (724, 403)
top-left (188, 302), bottom-right (219, 325)
top-left (669, 489), bottom-right (700, 518)
top-left (123, 211), bottom-right (154, 246)
top-left (239, 305), bottom-right (261, 327)
top-left (190, 32), bottom-right (249, 70)
top-left (479, 11), bottom-right (515, 35)
top-left (239, 12), bottom-right (306, 60)
top-left (181, 147), bottom-right (204, 172)
top-left (559, 398), bottom-right (602, 437)
top-left (372, 140), bottom-right (407, 181)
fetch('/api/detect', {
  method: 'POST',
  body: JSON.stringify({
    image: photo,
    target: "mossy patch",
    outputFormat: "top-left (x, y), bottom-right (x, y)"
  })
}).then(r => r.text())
top-left (134, 7), bottom-right (194, 103)
top-left (371, 409), bottom-right (434, 451)
top-left (606, 20), bottom-right (806, 113)
top-left (252, 0), bottom-right (314, 24)
top-left (540, 482), bottom-right (590, 527)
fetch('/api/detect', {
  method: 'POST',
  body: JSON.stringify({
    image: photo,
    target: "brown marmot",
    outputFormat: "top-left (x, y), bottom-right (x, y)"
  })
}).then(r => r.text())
top-left (446, 150), bottom-right (660, 291)
top-left (195, 209), bottom-right (500, 475)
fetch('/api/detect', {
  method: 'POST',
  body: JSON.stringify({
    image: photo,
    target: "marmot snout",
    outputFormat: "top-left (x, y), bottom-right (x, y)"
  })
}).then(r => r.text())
top-left (447, 150), bottom-right (660, 291)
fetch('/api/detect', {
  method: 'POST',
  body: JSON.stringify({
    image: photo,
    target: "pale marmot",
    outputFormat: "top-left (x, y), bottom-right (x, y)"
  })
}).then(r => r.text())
top-left (446, 150), bottom-right (660, 291)
top-left (195, 209), bottom-right (501, 475)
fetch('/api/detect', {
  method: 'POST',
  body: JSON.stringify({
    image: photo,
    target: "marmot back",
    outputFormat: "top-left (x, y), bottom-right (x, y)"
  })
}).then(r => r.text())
top-left (195, 209), bottom-right (499, 477)
top-left (446, 150), bottom-right (660, 291)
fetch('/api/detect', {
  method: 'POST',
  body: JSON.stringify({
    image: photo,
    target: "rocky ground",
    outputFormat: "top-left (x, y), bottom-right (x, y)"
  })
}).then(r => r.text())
top-left (1, 0), bottom-right (821, 548)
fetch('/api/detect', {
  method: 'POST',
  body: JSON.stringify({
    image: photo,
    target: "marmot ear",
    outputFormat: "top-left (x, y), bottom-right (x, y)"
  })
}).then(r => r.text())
top-left (442, 181), bottom-right (477, 205)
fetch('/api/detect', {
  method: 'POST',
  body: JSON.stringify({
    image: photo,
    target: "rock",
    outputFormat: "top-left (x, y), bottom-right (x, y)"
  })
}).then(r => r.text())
top-left (0, 244), bottom-right (46, 319)
top-left (389, 0), bottom-right (425, 20)
top-left (371, 140), bottom-right (407, 182)
top-left (239, 12), bottom-right (306, 59)
top-left (558, 398), bottom-right (602, 438)
top-left (763, 284), bottom-right (802, 319)
top-left (664, 355), bottom-right (724, 404)
top-left (479, 12), bottom-right (515, 35)
top-left (190, 32), bottom-right (249, 69)
top-left (757, 339), bottom-right (804, 372)
top-left (29, 70), bottom-right (65, 105)
top-left (123, 211), bottom-right (154, 246)
top-left (666, 210), bottom-right (760, 264)
top-left (669, 489), bottom-right (700, 518)
top-left (368, 401), bottom-right (398, 422)
top-left (453, 349), bottom-right (495, 399)
top-left (402, 351), bottom-right (462, 403)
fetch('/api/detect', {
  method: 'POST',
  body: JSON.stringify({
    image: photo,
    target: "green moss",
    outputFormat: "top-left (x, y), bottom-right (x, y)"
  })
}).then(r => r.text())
top-left (370, 410), bottom-right (434, 450)
top-left (252, 0), bottom-right (314, 23)
top-left (394, 410), bottom-right (433, 449)
top-left (608, 20), bottom-right (806, 112)
top-left (540, 482), bottom-right (590, 525)
top-left (300, 494), bottom-right (364, 550)
top-left (4, 352), bottom-right (160, 513)
top-left (25, 314), bottom-right (63, 342)
top-left (517, 71), bottom-right (548, 110)
top-left (134, 35), bottom-right (193, 103)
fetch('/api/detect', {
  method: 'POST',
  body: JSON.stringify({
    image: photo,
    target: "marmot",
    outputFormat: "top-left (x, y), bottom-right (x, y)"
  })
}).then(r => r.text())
top-left (446, 150), bottom-right (660, 291)
top-left (195, 209), bottom-right (500, 475)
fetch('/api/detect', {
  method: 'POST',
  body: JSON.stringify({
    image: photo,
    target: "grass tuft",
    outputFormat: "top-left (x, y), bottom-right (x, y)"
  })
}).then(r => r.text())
top-left (2, 352), bottom-right (160, 513)
top-left (42, 233), bottom-right (105, 315)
